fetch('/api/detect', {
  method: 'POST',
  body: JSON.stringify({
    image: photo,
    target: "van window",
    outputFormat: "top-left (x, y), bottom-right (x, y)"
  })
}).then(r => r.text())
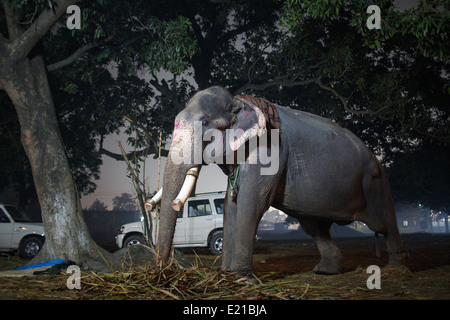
top-left (4, 205), bottom-right (32, 222)
top-left (188, 200), bottom-right (212, 217)
top-left (0, 208), bottom-right (11, 223)
top-left (214, 199), bottom-right (224, 215)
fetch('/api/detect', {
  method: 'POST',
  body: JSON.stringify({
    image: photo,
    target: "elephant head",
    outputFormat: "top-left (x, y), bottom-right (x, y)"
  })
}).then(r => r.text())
top-left (156, 86), bottom-right (268, 262)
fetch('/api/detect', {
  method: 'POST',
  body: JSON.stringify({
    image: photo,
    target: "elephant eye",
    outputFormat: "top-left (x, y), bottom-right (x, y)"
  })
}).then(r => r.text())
top-left (201, 118), bottom-right (209, 126)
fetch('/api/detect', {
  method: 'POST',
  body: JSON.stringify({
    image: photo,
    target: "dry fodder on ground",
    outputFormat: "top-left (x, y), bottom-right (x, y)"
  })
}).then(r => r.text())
top-left (0, 261), bottom-right (449, 300)
top-left (1, 234), bottom-right (449, 300)
top-left (76, 257), bottom-right (298, 300)
top-left (2, 263), bottom-right (449, 300)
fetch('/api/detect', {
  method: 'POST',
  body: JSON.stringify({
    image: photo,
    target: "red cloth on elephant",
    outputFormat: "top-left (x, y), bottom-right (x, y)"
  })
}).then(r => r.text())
top-left (238, 95), bottom-right (281, 130)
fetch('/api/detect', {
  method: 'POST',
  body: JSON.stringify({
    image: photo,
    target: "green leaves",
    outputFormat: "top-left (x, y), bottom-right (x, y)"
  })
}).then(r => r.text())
top-left (283, 0), bottom-right (450, 63)
top-left (278, 0), bottom-right (449, 208)
top-left (142, 16), bottom-right (196, 75)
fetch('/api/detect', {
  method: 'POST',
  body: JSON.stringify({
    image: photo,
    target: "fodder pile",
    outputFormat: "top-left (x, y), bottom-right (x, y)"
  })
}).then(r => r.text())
top-left (1, 262), bottom-right (449, 300)
top-left (2, 236), bottom-right (450, 300)
top-left (76, 257), bottom-right (312, 300)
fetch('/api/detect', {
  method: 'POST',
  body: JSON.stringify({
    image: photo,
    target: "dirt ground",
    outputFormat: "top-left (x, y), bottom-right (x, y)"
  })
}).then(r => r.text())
top-left (0, 233), bottom-right (449, 300)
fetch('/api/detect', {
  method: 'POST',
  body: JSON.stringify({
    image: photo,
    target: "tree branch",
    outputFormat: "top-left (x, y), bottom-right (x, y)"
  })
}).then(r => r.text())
top-left (1, 0), bottom-right (25, 40)
top-left (315, 78), bottom-right (373, 116)
top-left (216, 9), bottom-right (274, 45)
top-left (47, 40), bottom-right (98, 72)
top-left (233, 75), bottom-right (381, 117)
top-left (48, 32), bottom-right (145, 72)
top-left (47, 33), bottom-right (114, 72)
top-left (9, 0), bottom-right (81, 62)
top-left (149, 77), bottom-right (184, 112)
top-left (233, 77), bottom-right (318, 95)
top-left (100, 145), bottom-right (169, 161)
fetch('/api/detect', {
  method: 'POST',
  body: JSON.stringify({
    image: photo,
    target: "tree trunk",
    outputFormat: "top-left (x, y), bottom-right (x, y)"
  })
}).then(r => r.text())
top-left (2, 53), bottom-right (115, 270)
top-left (0, 0), bottom-right (117, 270)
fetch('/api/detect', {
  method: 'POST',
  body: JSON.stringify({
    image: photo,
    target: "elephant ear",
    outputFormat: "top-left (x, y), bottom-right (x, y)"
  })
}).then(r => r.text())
top-left (228, 97), bottom-right (266, 152)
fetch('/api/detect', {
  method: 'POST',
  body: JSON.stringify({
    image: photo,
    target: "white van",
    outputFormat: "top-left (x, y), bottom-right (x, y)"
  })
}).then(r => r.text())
top-left (115, 192), bottom-right (225, 255)
top-left (0, 204), bottom-right (45, 259)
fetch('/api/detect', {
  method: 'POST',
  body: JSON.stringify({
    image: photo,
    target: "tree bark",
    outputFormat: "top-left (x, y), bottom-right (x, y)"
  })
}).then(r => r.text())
top-left (0, 0), bottom-right (116, 270)
top-left (2, 54), bottom-right (114, 269)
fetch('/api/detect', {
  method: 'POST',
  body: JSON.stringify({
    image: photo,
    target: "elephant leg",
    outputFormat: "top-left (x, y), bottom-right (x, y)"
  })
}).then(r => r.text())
top-left (384, 225), bottom-right (409, 267)
top-left (227, 172), bottom-right (273, 276)
top-left (229, 201), bottom-right (264, 276)
top-left (222, 195), bottom-right (237, 271)
top-left (299, 218), bottom-right (342, 274)
top-left (222, 191), bottom-right (263, 275)
top-left (363, 209), bottom-right (409, 267)
top-left (362, 172), bottom-right (409, 267)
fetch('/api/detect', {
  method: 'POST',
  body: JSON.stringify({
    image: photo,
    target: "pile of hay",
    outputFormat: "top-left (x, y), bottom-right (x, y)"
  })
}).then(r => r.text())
top-left (76, 257), bottom-right (305, 300)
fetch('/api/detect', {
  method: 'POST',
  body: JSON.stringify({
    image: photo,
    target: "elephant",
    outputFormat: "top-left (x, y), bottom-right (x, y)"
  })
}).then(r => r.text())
top-left (155, 86), bottom-right (408, 276)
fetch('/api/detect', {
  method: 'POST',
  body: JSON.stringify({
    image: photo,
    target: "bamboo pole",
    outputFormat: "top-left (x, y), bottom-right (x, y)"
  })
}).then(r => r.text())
top-left (154, 132), bottom-right (163, 242)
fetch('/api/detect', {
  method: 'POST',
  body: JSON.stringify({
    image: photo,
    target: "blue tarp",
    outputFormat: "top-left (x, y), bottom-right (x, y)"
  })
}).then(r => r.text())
top-left (14, 259), bottom-right (67, 271)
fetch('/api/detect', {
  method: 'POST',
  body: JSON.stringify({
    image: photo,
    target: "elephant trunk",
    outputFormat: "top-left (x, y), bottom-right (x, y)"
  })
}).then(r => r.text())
top-left (156, 112), bottom-right (204, 263)
top-left (156, 162), bottom-right (200, 264)
top-left (156, 160), bottom-right (185, 263)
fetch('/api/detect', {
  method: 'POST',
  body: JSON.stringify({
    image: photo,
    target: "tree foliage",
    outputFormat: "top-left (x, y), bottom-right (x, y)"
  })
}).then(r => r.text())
top-left (112, 193), bottom-right (136, 211)
top-left (0, 0), bottom-right (196, 206)
top-left (88, 199), bottom-right (108, 211)
top-left (279, 0), bottom-right (449, 210)
top-left (1, 0), bottom-right (449, 215)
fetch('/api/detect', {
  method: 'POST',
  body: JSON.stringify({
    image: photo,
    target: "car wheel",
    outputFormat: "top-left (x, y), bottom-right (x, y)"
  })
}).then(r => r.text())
top-left (123, 234), bottom-right (145, 248)
top-left (209, 231), bottom-right (223, 256)
top-left (19, 236), bottom-right (43, 259)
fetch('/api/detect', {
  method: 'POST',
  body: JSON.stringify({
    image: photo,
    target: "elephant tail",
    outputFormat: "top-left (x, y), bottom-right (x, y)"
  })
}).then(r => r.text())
top-left (374, 232), bottom-right (381, 257)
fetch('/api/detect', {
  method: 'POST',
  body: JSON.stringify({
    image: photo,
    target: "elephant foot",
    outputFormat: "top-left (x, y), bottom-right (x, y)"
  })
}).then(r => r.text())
top-left (235, 267), bottom-right (255, 280)
top-left (386, 250), bottom-right (409, 268)
top-left (222, 267), bottom-right (256, 283)
top-left (313, 260), bottom-right (342, 275)
top-left (313, 238), bottom-right (342, 275)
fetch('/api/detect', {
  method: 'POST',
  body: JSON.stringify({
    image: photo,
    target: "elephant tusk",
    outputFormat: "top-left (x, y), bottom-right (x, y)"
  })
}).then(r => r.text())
top-left (171, 167), bottom-right (199, 212)
top-left (145, 188), bottom-right (163, 211)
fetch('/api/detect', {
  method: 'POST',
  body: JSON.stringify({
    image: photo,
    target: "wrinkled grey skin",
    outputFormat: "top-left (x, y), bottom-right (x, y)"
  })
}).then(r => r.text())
top-left (156, 86), bottom-right (408, 275)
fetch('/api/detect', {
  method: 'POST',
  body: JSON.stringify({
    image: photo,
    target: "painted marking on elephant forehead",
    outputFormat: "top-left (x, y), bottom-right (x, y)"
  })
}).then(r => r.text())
top-left (171, 119), bottom-right (194, 146)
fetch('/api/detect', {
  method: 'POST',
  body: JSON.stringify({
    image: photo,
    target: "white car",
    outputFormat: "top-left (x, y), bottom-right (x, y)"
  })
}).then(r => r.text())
top-left (116, 192), bottom-right (224, 255)
top-left (0, 204), bottom-right (45, 259)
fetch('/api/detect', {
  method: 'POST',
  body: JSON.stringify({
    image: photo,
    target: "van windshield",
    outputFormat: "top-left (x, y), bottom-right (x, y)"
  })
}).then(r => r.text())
top-left (4, 206), bottom-right (33, 222)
